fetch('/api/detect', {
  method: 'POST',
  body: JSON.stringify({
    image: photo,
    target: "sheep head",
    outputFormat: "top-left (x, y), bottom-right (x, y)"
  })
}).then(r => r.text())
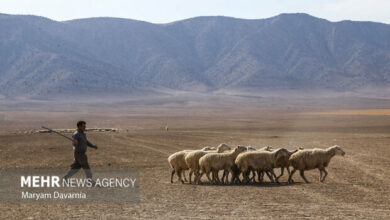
top-left (288, 146), bottom-right (304, 156)
top-left (216, 143), bottom-right (231, 152)
top-left (331, 145), bottom-right (345, 156)
top-left (201, 146), bottom-right (215, 151)
top-left (235, 146), bottom-right (248, 153)
top-left (246, 146), bottom-right (257, 151)
top-left (259, 146), bottom-right (273, 151)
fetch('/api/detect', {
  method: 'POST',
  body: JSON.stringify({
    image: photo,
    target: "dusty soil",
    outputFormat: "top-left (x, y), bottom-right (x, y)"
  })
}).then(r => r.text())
top-left (1, 98), bottom-right (390, 219)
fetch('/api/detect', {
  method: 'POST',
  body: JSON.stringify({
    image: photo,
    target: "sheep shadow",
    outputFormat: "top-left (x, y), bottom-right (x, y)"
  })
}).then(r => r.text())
top-left (239, 182), bottom-right (304, 187)
top-left (190, 181), bottom-right (303, 187)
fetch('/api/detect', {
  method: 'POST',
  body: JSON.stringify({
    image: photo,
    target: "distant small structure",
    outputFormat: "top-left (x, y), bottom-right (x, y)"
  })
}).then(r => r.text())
top-left (37, 128), bottom-right (119, 133)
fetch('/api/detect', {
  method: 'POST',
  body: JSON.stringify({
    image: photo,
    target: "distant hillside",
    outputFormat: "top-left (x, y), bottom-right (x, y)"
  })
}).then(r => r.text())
top-left (1, 13), bottom-right (390, 98)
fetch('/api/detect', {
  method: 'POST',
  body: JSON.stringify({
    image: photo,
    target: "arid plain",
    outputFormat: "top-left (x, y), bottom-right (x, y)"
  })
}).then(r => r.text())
top-left (1, 95), bottom-right (390, 219)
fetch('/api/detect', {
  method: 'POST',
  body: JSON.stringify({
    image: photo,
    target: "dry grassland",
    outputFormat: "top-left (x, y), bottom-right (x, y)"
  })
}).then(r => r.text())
top-left (0, 97), bottom-right (390, 219)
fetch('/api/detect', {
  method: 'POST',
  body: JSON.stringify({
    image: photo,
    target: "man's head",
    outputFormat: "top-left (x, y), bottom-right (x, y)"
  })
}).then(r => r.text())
top-left (77, 120), bottom-right (86, 131)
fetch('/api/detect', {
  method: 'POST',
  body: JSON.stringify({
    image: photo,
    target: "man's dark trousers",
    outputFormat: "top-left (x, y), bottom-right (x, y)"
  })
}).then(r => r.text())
top-left (63, 151), bottom-right (92, 179)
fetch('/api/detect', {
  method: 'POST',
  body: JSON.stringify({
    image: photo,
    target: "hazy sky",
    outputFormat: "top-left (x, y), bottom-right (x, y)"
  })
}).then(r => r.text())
top-left (1, 0), bottom-right (390, 24)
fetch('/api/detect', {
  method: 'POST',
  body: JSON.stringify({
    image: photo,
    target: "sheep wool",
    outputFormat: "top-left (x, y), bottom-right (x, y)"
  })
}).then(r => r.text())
top-left (288, 145), bottom-right (345, 183)
top-left (168, 146), bottom-right (215, 184)
top-left (235, 148), bottom-right (289, 183)
top-left (273, 147), bottom-right (303, 182)
top-left (198, 146), bottom-right (247, 184)
top-left (184, 143), bottom-right (231, 184)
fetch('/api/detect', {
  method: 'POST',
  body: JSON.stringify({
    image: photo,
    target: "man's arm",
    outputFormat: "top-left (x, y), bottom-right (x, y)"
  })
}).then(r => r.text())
top-left (72, 133), bottom-right (78, 145)
top-left (87, 140), bottom-right (98, 149)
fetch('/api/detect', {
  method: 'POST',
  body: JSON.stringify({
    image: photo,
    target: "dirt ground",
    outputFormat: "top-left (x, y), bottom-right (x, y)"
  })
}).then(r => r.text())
top-left (1, 98), bottom-right (390, 219)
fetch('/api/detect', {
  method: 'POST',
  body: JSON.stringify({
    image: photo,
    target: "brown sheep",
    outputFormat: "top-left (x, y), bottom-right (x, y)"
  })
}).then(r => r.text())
top-left (273, 147), bottom-right (304, 182)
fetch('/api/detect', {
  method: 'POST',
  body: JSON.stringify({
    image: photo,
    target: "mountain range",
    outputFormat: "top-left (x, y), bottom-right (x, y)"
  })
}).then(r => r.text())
top-left (1, 13), bottom-right (390, 98)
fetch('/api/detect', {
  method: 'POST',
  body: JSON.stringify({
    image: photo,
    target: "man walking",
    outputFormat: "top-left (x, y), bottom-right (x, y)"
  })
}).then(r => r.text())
top-left (63, 120), bottom-right (98, 183)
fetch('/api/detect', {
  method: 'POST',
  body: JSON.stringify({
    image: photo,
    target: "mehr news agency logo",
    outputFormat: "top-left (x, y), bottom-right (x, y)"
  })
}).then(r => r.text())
top-left (20, 175), bottom-right (137, 200)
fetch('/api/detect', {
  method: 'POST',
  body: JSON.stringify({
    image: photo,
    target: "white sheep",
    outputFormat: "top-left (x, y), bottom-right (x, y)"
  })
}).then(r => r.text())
top-left (184, 143), bottom-right (231, 184)
top-left (224, 146), bottom-right (272, 184)
top-left (288, 145), bottom-right (345, 183)
top-left (235, 148), bottom-right (290, 184)
top-left (251, 146), bottom-right (275, 182)
top-left (247, 146), bottom-right (300, 183)
top-left (197, 146), bottom-right (247, 184)
top-left (168, 146), bottom-right (215, 183)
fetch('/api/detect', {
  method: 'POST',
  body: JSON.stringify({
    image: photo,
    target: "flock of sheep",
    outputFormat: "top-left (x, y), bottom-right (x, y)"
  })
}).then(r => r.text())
top-left (168, 144), bottom-right (346, 184)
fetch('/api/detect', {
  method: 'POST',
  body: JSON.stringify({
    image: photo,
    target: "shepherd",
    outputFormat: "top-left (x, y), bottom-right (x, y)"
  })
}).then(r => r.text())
top-left (63, 120), bottom-right (98, 184)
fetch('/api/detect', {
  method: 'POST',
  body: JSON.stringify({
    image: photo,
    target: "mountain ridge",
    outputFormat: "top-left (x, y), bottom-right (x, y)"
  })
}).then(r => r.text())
top-left (1, 13), bottom-right (390, 98)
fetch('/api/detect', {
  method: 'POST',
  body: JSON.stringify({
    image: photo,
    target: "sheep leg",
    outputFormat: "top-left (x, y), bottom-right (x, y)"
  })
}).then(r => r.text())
top-left (265, 171), bottom-right (274, 183)
top-left (170, 169), bottom-right (175, 183)
top-left (211, 171), bottom-right (216, 183)
top-left (176, 169), bottom-right (181, 182)
top-left (268, 171), bottom-right (275, 182)
top-left (249, 171), bottom-right (253, 182)
top-left (216, 170), bottom-right (222, 184)
top-left (182, 170), bottom-right (188, 182)
top-left (261, 171), bottom-right (265, 182)
top-left (224, 170), bottom-right (230, 184)
top-left (318, 168), bottom-right (323, 182)
top-left (242, 170), bottom-right (250, 183)
top-left (247, 170), bottom-right (252, 182)
top-left (276, 167), bottom-right (284, 183)
top-left (197, 171), bottom-right (205, 184)
top-left (211, 170), bottom-right (217, 183)
top-left (270, 169), bottom-right (279, 184)
top-left (195, 170), bottom-right (202, 183)
top-left (251, 170), bottom-right (256, 183)
top-left (188, 170), bottom-right (193, 184)
top-left (230, 173), bottom-right (236, 184)
top-left (226, 168), bottom-right (234, 184)
top-left (221, 170), bottom-right (227, 182)
top-left (216, 171), bottom-right (222, 183)
top-left (211, 170), bottom-right (217, 184)
top-left (206, 172), bottom-right (213, 183)
top-left (253, 170), bottom-right (258, 182)
top-left (245, 170), bottom-right (252, 184)
top-left (232, 172), bottom-right (240, 184)
top-left (272, 170), bottom-right (278, 181)
top-left (300, 170), bottom-right (310, 183)
top-left (212, 170), bottom-right (219, 184)
top-left (321, 168), bottom-right (328, 182)
top-left (218, 171), bottom-right (223, 183)
top-left (177, 169), bottom-right (185, 184)
top-left (256, 171), bottom-right (261, 183)
top-left (258, 171), bottom-right (264, 183)
top-left (231, 169), bottom-right (240, 184)
top-left (246, 170), bottom-right (253, 183)
top-left (236, 172), bottom-right (242, 184)
top-left (288, 168), bottom-right (296, 183)
top-left (193, 171), bottom-right (199, 184)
